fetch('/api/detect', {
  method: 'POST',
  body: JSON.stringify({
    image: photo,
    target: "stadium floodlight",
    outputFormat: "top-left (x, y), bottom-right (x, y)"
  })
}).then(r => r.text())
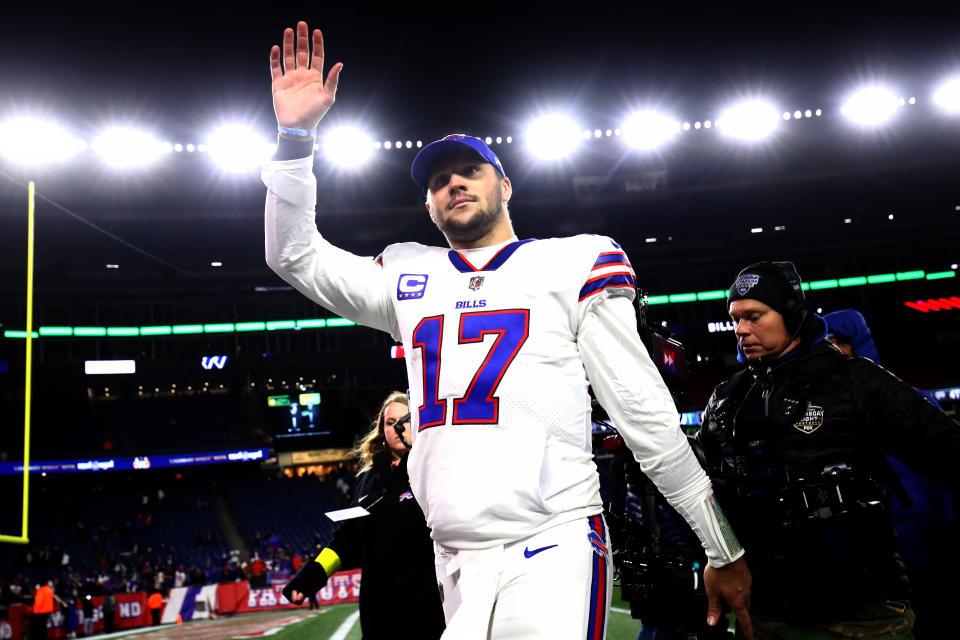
top-left (0, 116), bottom-right (84, 166)
top-left (717, 100), bottom-right (780, 142)
top-left (621, 110), bottom-right (681, 151)
top-left (933, 77), bottom-right (960, 114)
top-left (524, 114), bottom-right (582, 160)
top-left (206, 124), bottom-right (275, 173)
top-left (322, 126), bottom-right (374, 168)
top-left (92, 127), bottom-right (164, 168)
top-left (841, 86), bottom-right (899, 125)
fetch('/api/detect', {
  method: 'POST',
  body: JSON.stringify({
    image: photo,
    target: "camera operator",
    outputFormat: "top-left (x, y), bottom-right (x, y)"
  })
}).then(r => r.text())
top-left (598, 331), bottom-right (733, 640)
top-left (695, 261), bottom-right (960, 637)
top-left (605, 436), bottom-right (731, 640)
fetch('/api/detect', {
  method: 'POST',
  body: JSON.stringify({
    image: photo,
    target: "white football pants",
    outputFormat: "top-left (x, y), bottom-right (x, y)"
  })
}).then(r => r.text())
top-left (435, 515), bottom-right (612, 640)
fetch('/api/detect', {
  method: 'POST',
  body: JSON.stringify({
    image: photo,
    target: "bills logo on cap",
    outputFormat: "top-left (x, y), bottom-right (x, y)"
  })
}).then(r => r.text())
top-left (468, 275), bottom-right (484, 291)
top-left (735, 273), bottom-right (760, 295)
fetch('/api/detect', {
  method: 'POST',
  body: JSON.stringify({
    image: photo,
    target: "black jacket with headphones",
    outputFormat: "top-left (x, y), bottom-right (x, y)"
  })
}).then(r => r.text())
top-left (697, 332), bottom-right (960, 618)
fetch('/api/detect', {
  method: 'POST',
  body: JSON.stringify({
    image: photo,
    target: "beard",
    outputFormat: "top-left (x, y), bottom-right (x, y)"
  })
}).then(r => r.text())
top-left (434, 182), bottom-right (506, 245)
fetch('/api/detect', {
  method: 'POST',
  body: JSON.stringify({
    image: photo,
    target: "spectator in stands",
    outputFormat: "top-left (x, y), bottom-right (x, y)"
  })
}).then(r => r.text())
top-left (11, 576), bottom-right (27, 600)
top-left (111, 557), bottom-right (128, 579)
top-left (249, 556), bottom-right (266, 588)
top-left (203, 559), bottom-right (219, 583)
top-left (283, 392), bottom-right (445, 639)
top-left (173, 565), bottom-right (186, 589)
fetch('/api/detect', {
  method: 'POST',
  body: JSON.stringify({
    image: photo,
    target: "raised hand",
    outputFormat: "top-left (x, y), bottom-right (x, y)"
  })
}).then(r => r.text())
top-left (269, 21), bottom-right (343, 132)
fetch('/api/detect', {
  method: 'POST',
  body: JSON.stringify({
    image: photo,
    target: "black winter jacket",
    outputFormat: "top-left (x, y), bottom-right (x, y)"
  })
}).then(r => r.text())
top-left (697, 332), bottom-right (960, 618)
top-left (328, 452), bottom-right (444, 639)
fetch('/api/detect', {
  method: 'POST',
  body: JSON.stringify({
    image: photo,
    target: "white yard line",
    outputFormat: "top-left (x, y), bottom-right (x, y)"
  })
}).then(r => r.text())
top-left (329, 610), bottom-right (360, 640)
top-left (84, 625), bottom-right (174, 640)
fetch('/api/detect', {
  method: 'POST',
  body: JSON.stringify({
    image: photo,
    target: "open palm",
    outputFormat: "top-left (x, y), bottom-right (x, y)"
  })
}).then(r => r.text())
top-left (270, 21), bottom-right (343, 131)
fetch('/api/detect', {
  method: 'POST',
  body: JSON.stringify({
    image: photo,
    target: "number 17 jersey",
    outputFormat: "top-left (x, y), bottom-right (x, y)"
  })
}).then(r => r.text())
top-left (381, 234), bottom-right (637, 549)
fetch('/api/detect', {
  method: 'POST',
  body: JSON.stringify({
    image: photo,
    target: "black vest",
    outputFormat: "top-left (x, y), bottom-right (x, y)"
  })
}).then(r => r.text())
top-left (698, 341), bottom-right (909, 617)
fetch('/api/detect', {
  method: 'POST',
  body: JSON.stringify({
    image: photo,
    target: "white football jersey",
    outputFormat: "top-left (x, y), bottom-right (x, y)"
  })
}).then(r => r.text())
top-left (264, 156), bottom-right (743, 565)
top-left (378, 236), bottom-right (636, 547)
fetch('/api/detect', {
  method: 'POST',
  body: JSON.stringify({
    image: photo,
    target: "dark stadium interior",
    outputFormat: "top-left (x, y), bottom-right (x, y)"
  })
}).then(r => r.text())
top-left (0, 2), bottom-right (958, 614)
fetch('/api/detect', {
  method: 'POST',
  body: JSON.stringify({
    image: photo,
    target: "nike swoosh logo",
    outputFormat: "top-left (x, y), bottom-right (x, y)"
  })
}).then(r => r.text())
top-left (523, 544), bottom-right (558, 558)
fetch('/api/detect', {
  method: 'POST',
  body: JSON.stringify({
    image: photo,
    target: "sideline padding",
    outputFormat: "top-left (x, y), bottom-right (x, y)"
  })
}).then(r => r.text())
top-left (216, 573), bottom-right (361, 615)
top-left (162, 585), bottom-right (218, 623)
top-left (9, 592), bottom-right (149, 639)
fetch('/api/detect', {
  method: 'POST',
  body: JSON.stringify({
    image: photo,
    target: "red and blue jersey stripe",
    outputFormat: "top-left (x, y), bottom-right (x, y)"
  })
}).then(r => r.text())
top-left (586, 514), bottom-right (609, 640)
top-left (579, 251), bottom-right (636, 301)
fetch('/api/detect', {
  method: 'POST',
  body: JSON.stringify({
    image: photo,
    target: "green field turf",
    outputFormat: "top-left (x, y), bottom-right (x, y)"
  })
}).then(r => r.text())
top-left (108, 582), bottom-right (650, 640)
top-left (242, 605), bottom-right (361, 640)
top-left (231, 584), bottom-right (644, 640)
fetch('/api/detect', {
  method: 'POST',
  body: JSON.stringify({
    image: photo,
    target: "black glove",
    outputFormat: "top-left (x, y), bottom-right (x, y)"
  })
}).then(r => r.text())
top-left (282, 559), bottom-right (329, 605)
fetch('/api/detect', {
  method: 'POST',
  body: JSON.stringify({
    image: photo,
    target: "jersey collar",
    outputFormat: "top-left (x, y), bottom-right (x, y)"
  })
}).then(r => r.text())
top-left (447, 238), bottom-right (535, 273)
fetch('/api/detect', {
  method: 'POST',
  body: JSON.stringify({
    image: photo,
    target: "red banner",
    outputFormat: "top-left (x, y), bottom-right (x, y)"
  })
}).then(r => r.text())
top-left (216, 572), bottom-right (361, 615)
top-left (215, 581), bottom-right (250, 615)
top-left (10, 592), bottom-right (149, 640)
top-left (10, 576), bottom-right (363, 640)
top-left (315, 570), bottom-right (361, 606)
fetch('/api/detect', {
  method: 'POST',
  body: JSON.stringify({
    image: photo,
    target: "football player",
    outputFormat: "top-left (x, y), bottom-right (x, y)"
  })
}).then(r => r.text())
top-left (263, 21), bottom-right (752, 640)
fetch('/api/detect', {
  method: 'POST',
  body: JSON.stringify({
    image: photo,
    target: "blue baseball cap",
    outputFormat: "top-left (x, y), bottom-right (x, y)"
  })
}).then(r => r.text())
top-left (410, 134), bottom-right (506, 191)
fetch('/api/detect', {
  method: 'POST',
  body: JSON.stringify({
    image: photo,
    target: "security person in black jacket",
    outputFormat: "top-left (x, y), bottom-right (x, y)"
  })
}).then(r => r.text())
top-left (283, 392), bottom-right (445, 639)
top-left (696, 261), bottom-right (960, 638)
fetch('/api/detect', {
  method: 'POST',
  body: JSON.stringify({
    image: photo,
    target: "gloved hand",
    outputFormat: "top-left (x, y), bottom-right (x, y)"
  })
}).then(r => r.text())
top-left (282, 559), bottom-right (329, 605)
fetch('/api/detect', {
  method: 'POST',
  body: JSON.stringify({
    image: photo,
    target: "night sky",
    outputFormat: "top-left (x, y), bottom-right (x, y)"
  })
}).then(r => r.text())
top-left (2, 3), bottom-right (959, 143)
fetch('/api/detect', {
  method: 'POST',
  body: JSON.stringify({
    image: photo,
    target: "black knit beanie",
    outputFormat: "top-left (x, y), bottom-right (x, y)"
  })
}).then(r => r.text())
top-left (727, 261), bottom-right (808, 335)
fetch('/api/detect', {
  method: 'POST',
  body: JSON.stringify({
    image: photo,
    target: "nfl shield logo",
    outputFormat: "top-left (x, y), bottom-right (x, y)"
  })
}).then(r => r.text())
top-left (468, 275), bottom-right (484, 291)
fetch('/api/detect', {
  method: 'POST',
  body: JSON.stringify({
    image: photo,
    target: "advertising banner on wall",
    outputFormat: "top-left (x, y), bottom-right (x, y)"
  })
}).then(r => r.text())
top-left (216, 572), bottom-right (360, 615)
top-left (9, 592), bottom-right (149, 640)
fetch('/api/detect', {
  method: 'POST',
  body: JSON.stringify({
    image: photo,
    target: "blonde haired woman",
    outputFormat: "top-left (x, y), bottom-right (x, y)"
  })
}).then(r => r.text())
top-left (283, 392), bottom-right (444, 639)
top-left (354, 390), bottom-right (411, 474)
